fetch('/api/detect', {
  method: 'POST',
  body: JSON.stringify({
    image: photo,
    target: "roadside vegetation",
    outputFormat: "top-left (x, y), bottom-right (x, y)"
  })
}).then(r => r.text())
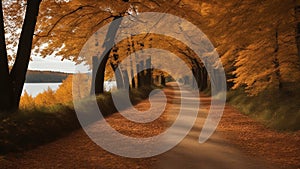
top-left (0, 75), bottom-right (155, 154)
top-left (227, 87), bottom-right (300, 131)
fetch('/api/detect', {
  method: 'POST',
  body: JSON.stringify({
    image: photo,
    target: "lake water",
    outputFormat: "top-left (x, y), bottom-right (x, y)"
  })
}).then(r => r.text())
top-left (23, 81), bottom-right (117, 97)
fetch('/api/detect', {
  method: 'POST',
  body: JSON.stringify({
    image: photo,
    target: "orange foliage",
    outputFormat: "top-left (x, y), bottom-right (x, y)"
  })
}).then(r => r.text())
top-left (20, 75), bottom-right (74, 109)
top-left (54, 75), bottom-right (73, 104)
top-left (19, 91), bottom-right (35, 110)
top-left (34, 87), bottom-right (57, 107)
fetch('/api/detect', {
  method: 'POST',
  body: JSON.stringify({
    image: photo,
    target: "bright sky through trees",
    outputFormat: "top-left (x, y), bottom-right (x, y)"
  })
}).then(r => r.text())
top-left (28, 55), bottom-right (89, 73)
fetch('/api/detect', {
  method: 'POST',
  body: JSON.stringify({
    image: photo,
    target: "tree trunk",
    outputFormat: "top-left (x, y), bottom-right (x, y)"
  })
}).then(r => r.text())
top-left (152, 75), bottom-right (159, 86)
top-left (195, 66), bottom-right (202, 91)
top-left (90, 56), bottom-right (98, 95)
top-left (136, 61), bottom-right (141, 88)
top-left (110, 62), bottom-right (124, 89)
top-left (191, 59), bottom-right (205, 91)
top-left (110, 49), bottom-right (125, 89)
top-left (139, 60), bottom-right (145, 87)
top-left (95, 52), bottom-right (110, 94)
top-left (95, 16), bottom-right (123, 94)
top-left (1, 0), bottom-right (42, 111)
top-left (0, 1), bottom-right (12, 112)
top-left (9, 0), bottom-right (42, 111)
top-left (122, 69), bottom-right (130, 89)
top-left (130, 56), bottom-right (136, 89)
top-left (145, 57), bottom-right (152, 86)
top-left (161, 75), bottom-right (166, 86)
top-left (200, 67), bottom-right (208, 91)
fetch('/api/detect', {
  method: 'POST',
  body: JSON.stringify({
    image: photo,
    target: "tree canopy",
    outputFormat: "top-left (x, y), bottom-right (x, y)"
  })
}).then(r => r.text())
top-left (33, 0), bottom-right (300, 95)
top-left (1, 0), bottom-right (300, 110)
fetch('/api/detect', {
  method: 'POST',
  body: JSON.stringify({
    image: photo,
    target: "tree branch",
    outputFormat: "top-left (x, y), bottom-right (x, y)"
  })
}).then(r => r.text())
top-left (34, 5), bottom-right (95, 38)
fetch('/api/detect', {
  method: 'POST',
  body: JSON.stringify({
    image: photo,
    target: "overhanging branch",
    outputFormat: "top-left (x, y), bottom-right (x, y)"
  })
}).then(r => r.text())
top-left (34, 5), bottom-right (95, 38)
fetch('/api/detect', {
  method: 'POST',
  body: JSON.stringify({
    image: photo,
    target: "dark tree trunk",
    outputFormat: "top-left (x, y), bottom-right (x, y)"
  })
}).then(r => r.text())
top-left (90, 56), bottom-right (98, 95)
top-left (145, 57), bottom-right (152, 86)
top-left (152, 75), bottom-right (159, 86)
top-left (9, 0), bottom-right (42, 111)
top-left (130, 56), bottom-right (136, 89)
top-left (191, 59), bottom-right (206, 91)
top-left (0, 0), bottom-right (42, 112)
top-left (115, 66), bottom-right (124, 89)
top-left (0, 1), bottom-right (12, 112)
top-left (95, 51), bottom-right (110, 94)
top-left (110, 63), bottom-right (124, 89)
top-left (136, 61), bottom-right (141, 88)
top-left (110, 49), bottom-right (125, 89)
top-left (122, 69), bottom-right (130, 89)
top-left (195, 66), bottom-right (202, 91)
top-left (161, 75), bottom-right (166, 86)
top-left (200, 67), bottom-right (208, 91)
top-left (139, 60), bottom-right (145, 87)
top-left (95, 16), bottom-right (123, 94)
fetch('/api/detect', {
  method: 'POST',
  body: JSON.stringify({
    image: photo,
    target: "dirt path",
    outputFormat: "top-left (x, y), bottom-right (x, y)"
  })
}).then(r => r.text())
top-left (0, 84), bottom-right (298, 169)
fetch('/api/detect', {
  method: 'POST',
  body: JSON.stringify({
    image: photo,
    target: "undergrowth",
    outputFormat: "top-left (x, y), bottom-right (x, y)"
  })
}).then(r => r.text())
top-left (227, 87), bottom-right (300, 131)
top-left (0, 86), bottom-right (154, 154)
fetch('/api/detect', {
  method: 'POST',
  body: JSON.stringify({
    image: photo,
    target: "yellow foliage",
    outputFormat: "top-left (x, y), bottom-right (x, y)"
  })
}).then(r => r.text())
top-left (19, 91), bottom-right (35, 110)
top-left (34, 87), bottom-right (57, 107)
top-left (19, 75), bottom-right (89, 110)
top-left (55, 75), bottom-right (73, 103)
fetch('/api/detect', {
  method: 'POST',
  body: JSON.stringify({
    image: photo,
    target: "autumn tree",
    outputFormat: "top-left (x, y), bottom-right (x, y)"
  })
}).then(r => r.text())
top-left (55, 75), bottom-right (73, 103)
top-left (8, 0), bottom-right (298, 104)
top-left (19, 91), bottom-right (35, 110)
top-left (0, 0), bottom-right (132, 111)
top-left (34, 87), bottom-right (57, 107)
top-left (34, 0), bottom-right (203, 94)
top-left (0, 0), bottom-right (42, 112)
top-left (194, 0), bottom-right (300, 95)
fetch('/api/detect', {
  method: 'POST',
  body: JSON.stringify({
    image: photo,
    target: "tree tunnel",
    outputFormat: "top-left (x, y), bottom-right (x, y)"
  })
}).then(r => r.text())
top-left (87, 13), bottom-right (222, 96)
top-left (92, 33), bottom-right (211, 95)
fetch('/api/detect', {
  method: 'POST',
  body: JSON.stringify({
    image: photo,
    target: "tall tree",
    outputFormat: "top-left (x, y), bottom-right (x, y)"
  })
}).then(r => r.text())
top-left (94, 16), bottom-right (123, 94)
top-left (0, 0), bottom-right (42, 112)
top-left (0, 0), bottom-right (12, 111)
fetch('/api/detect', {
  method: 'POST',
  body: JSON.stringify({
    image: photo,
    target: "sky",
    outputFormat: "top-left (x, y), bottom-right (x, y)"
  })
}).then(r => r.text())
top-left (28, 55), bottom-right (90, 73)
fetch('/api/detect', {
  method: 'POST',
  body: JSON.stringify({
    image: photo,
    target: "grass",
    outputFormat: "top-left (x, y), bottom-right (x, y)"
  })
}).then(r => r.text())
top-left (0, 86), bottom-right (155, 155)
top-left (227, 87), bottom-right (300, 131)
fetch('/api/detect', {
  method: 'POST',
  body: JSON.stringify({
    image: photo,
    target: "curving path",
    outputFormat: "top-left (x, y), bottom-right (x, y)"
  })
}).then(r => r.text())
top-left (0, 83), bottom-right (277, 169)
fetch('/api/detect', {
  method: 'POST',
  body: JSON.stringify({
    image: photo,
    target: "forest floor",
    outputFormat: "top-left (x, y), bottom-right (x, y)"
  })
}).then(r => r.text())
top-left (218, 103), bottom-right (300, 169)
top-left (0, 83), bottom-right (299, 169)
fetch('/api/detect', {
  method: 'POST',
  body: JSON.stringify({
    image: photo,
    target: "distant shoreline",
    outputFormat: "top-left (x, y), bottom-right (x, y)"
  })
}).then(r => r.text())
top-left (25, 70), bottom-right (71, 83)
